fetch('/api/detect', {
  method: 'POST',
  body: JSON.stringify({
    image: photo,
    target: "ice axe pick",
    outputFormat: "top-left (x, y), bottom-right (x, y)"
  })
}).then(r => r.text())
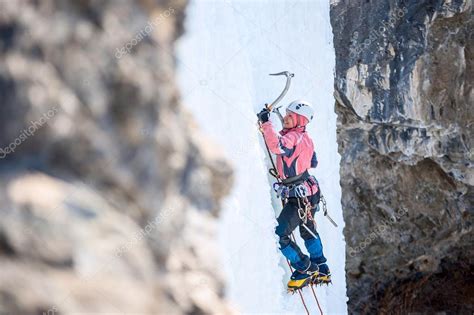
top-left (265, 71), bottom-right (294, 124)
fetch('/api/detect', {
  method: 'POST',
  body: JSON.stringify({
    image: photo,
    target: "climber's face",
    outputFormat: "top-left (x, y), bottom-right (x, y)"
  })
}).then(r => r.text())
top-left (283, 111), bottom-right (296, 129)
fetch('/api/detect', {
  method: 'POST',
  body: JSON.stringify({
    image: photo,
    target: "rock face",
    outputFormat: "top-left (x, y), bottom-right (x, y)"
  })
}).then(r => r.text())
top-left (0, 1), bottom-right (233, 314)
top-left (330, 0), bottom-right (473, 313)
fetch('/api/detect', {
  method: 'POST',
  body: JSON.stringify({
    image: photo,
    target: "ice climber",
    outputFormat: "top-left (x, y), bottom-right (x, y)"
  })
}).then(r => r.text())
top-left (257, 100), bottom-right (331, 290)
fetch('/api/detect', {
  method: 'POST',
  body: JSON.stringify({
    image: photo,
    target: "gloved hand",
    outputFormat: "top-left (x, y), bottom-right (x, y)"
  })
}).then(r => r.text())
top-left (257, 107), bottom-right (270, 123)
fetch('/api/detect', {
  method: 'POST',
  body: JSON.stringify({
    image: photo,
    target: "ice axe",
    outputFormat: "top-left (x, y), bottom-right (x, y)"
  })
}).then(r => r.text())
top-left (257, 71), bottom-right (295, 176)
top-left (265, 71), bottom-right (294, 124)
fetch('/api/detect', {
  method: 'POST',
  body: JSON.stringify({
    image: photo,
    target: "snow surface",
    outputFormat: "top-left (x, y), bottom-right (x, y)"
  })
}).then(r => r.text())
top-left (177, 1), bottom-right (347, 314)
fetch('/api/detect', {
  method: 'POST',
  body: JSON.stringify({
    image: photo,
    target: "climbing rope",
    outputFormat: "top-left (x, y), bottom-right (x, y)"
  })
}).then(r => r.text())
top-left (310, 284), bottom-right (324, 315)
top-left (290, 233), bottom-right (324, 315)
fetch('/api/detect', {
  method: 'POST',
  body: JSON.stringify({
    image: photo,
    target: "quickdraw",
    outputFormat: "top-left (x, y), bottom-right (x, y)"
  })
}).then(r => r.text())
top-left (320, 195), bottom-right (338, 228)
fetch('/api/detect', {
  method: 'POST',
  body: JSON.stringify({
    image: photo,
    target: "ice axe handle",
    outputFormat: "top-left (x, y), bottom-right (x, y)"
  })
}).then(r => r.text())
top-left (267, 71), bottom-right (294, 110)
top-left (264, 103), bottom-right (284, 125)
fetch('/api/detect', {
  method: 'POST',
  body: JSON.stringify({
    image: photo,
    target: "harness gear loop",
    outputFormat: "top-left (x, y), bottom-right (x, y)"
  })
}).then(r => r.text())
top-left (294, 183), bottom-right (308, 198)
top-left (273, 182), bottom-right (290, 201)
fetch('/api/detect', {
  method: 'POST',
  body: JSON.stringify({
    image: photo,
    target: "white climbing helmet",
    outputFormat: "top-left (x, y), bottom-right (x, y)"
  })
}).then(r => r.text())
top-left (286, 100), bottom-right (314, 122)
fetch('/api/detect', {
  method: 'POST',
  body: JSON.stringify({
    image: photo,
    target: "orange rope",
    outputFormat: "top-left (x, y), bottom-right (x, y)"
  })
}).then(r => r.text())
top-left (285, 242), bottom-right (310, 315)
top-left (259, 123), bottom-right (311, 315)
top-left (290, 233), bottom-right (324, 315)
top-left (310, 285), bottom-right (323, 315)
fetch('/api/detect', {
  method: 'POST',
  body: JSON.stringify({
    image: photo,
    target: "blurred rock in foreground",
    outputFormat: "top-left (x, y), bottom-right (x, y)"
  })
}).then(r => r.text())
top-left (0, 0), bottom-right (233, 314)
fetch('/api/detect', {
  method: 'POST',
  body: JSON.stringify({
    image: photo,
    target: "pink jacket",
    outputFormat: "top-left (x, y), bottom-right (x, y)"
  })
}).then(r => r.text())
top-left (261, 121), bottom-right (319, 196)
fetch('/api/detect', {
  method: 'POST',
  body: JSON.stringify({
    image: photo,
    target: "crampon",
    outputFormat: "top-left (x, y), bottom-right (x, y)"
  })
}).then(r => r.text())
top-left (287, 272), bottom-right (332, 294)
